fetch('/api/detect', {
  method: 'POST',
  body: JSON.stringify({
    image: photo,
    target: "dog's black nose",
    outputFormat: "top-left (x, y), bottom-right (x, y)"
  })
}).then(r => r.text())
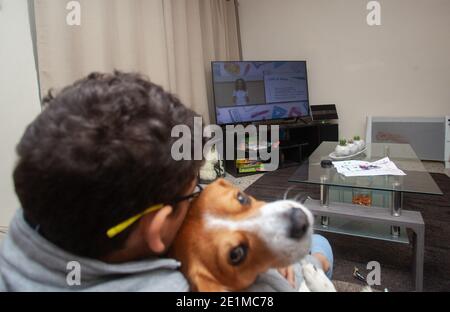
top-left (289, 208), bottom-right (309, 239)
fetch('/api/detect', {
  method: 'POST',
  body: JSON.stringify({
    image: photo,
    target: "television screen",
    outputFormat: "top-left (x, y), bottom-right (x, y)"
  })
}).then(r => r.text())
top-left (211, 61), bottom-right (310, 125)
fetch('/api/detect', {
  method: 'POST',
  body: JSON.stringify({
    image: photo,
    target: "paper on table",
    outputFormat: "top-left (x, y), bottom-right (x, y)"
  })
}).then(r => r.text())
top-left (332, 157), bottom-right (406, 177)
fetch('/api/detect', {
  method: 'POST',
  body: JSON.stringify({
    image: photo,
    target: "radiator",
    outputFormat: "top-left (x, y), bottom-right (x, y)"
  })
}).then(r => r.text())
top-left (366, 116), bottom-right (447, 162)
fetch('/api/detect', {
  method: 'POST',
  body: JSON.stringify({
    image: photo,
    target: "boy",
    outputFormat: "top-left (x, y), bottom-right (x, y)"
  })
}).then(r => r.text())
top-left (0, 72), bottom-right (332, 291)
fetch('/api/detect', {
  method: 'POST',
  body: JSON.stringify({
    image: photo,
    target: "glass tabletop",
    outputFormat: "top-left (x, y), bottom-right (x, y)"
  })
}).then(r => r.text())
top-left (289, 142), bottom-right (443, 195)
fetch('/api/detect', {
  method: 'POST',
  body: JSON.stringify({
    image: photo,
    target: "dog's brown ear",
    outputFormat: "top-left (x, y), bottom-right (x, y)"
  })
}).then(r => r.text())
top-left (190, 271), bottom-right (227, 292)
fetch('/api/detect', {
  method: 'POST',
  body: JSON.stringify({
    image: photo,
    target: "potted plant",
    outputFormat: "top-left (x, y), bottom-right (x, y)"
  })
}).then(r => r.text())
top-left (335, 139), bottom-right (350, 156)
top-left (353, 135), bottom-right (365, 151)
top-left (347, 139), bottom-right (359, 155)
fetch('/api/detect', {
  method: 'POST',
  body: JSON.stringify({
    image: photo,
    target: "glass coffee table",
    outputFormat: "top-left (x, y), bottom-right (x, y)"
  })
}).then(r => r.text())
top-left (289, 142), bottom-right (443, 291)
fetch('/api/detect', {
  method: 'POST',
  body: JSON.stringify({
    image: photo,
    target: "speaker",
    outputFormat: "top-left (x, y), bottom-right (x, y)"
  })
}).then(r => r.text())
top-left (310, 104), bottom-right (338, 121)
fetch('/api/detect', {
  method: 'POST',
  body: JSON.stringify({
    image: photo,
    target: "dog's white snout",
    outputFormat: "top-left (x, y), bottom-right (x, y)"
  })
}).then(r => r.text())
top-left (257, 200), bottom-right (314, 264)
top-left (204, 199), bottom-right (314, 265)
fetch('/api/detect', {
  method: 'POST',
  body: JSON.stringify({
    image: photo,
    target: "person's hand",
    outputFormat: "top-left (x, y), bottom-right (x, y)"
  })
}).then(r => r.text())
top-left (312, 252), bottom-right (330, 274)
top-left (277, 266), bottom-right (296, 288)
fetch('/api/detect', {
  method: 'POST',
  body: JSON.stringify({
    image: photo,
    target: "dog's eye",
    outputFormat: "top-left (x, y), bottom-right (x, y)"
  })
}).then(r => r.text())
top-left (237, 192), bottom-right (250, 205)
top-left (229, 245), bottom-right (248, 266)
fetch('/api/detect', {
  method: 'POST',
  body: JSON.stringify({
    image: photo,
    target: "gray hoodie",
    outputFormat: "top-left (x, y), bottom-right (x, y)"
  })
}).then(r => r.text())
top-left (0, 210), bottom-right (320, 292)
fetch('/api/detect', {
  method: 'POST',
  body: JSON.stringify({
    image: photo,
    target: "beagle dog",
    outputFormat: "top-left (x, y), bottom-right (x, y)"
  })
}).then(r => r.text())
top-left (170, 178), bottom-right (336, 292)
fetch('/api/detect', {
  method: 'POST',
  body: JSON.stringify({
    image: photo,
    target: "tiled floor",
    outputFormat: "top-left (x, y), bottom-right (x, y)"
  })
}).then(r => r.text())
top-left (224, 173), bottom-right (265, 191)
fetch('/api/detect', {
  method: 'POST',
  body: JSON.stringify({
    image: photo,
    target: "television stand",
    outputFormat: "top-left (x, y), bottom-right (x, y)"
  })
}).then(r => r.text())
top-left (224, 121), bottom-right (339, 177)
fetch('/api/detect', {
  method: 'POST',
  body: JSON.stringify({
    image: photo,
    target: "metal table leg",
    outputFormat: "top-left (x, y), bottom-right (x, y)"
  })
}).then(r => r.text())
top-left (412, 225), bottom-right (425, 292)
top-left (320, 177), bottom-right (329, 227)
top-left (391, 182), bottom-right (402, 237)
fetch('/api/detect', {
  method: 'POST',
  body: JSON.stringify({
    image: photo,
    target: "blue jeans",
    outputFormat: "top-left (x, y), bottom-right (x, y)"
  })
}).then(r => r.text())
top-left (310, 234), bottom-right (334, 279)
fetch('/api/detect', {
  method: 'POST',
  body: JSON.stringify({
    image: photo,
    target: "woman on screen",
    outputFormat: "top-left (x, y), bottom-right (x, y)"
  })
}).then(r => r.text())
top-left (232, 78), bottom-right (249, 106)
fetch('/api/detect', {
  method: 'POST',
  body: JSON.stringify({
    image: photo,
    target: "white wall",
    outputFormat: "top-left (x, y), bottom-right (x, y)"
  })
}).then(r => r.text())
top-left (0, 0), bottom-right (41, 231)
top-left (238, 0), bottom-right (450, 138)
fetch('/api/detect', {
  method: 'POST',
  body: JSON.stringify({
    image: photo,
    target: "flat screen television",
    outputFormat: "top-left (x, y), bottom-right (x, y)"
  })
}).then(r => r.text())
top-left (211, 61), bottom-right (311, 125)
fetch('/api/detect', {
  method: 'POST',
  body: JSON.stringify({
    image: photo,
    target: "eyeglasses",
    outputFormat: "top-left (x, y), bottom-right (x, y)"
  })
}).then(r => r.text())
top-left (106, 184), bottom-right (203, 238)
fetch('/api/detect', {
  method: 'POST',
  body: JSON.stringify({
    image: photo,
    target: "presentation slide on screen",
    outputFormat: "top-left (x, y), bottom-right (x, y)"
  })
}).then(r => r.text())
top-left (264, 73), bottom-right (308, 103)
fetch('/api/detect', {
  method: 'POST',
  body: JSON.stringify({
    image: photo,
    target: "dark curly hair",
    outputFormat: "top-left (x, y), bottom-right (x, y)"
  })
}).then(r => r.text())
top-left (13, 71), bottom-right (203, 258)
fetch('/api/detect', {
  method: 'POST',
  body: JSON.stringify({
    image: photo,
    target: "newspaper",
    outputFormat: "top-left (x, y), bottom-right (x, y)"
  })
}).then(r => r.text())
top-left (332, 157), bottom-right (406, 177)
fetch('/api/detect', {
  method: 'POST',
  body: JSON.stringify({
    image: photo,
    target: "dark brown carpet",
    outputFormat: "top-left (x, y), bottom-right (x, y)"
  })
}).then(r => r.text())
top-left (244, 166), bottom-right (450, 292)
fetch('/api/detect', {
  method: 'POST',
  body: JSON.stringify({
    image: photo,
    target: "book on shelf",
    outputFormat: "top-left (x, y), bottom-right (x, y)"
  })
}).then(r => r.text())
top-left (236, 161), bottom-right (267, 173)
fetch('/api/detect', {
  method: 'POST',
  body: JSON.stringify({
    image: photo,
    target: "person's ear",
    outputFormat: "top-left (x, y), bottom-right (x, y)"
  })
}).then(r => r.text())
top-left (141, 205), bottom-right (173, 254)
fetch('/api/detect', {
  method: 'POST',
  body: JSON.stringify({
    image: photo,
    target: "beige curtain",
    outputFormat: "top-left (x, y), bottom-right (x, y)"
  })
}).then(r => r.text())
top-left (34, 0), bottom-right (241, 122)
